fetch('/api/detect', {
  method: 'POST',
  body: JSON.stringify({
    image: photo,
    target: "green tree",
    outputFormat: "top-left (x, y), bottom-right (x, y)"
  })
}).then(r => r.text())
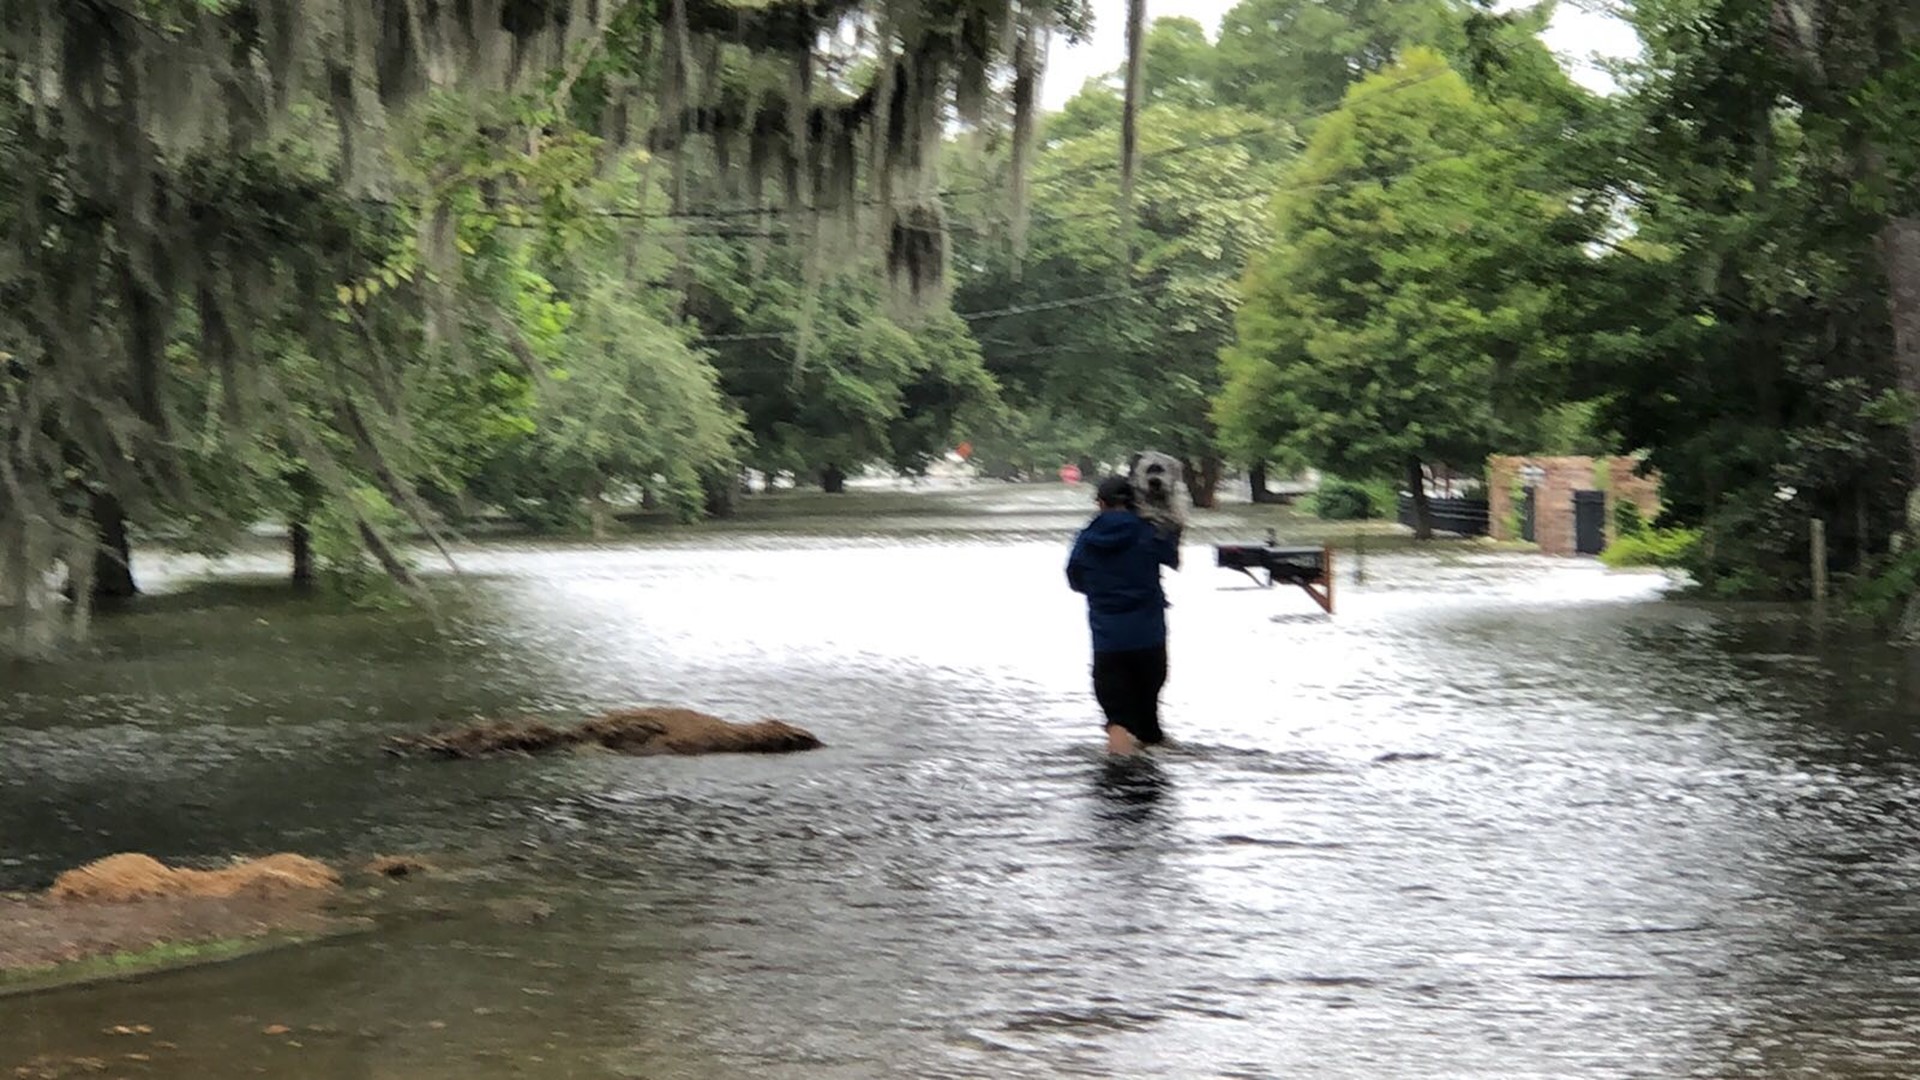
top-left (1217, 49), bottom-right (1578, 537)
top-left (0, 0), bottom-right (1089, 649)
top-left (686, 240), bottom-right (999, 490)
top-left (1213, 0), bottom-right (1463, 119)
top-left (954, 58), bottom-right (1279, 505)
top-left (1567, 0), bottom-right (1909, 597)
top-left (468, 271), bottom-right (745, 533)
top-left (420, 103), bottom-right (748, 534)
top-left (1143, 17), bottom-right (1221, 108)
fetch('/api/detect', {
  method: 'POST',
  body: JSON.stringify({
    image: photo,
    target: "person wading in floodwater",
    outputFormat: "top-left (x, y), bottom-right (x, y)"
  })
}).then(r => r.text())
top-left (1067, 474), bottom-right (1181, 755)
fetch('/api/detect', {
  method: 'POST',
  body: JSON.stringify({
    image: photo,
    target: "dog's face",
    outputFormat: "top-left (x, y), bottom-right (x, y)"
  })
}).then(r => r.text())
top-left (1128, 451), bottom-right (1183, 510)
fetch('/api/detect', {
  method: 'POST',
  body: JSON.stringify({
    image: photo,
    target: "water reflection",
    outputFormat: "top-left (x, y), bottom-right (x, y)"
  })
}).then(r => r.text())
top-left (1092, 756), bottom-right (1172, 825)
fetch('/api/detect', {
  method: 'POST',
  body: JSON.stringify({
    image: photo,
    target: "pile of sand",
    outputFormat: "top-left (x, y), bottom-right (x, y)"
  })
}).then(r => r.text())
top-left (390, 719), bottom-right (577, 758)
top-left (390, 706), bottom-right (823, 759)
top-left (583, 708), bottom-right (823, 755)
top-left (47, 853), bottom-right (341, 905)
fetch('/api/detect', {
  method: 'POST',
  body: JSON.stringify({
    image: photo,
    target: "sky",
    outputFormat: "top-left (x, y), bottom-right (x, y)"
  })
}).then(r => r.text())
top-left (1038, 0), bottom-right (1646, 110)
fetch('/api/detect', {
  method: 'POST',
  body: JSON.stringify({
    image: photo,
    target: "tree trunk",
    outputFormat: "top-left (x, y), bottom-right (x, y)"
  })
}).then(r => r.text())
top-left (287, 468), bottom-right (321, 590)
top-left (702, 473), bottom-right (736, 518)
top-left (290, 522), bottom-right (314, 590)
top-left (583, 474), bottom-right (609, 539)
top-left (1406, 459), bottom-right (1434, 541)
top-left (1882, 217), bottom-right (1920, 521)
top-left (821, 464), bottom-right (847, 494)
top-left (1186, 457), bottom-right (1223, 510)
top-left (1859, 488), bottom-right (1871, 568)
top-left (90, 491), bottom-right (137, 601)
top-left (1249, 462), bottom-right (1274, 504)
top-left (641, 486), bottom-right (659, 511)
top-left (1119, 0), bottom-right (1146, 254)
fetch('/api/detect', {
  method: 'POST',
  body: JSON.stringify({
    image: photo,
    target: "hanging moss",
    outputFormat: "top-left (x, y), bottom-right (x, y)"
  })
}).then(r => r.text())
top-left (887, 202), bottom-right (948, 303)
top-left (633, 0), bottom-right (1078, 300)
top-left (0, 0), bottom-right (1089, 652)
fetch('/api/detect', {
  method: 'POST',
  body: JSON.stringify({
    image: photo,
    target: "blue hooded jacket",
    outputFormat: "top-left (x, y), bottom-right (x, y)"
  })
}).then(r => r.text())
top-left (1067, 510), bottom-right (1181, 654)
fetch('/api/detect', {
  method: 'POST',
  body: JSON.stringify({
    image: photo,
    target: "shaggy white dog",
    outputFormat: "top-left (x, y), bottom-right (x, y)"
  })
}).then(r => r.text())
top-left (1127, 450), bottom-right (1189, 531)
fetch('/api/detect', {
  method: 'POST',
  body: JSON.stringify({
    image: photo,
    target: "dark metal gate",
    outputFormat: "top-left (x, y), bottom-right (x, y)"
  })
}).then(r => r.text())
top-left (1396, 495), bottom-right (1490, 537)
top-left (1573, 490), bottom-right (1607, 555)
top-left (1520, 487), bottom-right (1537, 543)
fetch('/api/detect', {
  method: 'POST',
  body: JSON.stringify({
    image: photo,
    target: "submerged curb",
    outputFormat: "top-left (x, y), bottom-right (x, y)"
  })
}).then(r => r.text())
top-left (0, 922), bottom-right (374, 1002)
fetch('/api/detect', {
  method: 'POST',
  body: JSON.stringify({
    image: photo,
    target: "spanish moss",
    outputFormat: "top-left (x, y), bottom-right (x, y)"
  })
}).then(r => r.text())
top-left (0, 0), bottom-right (1086, 654)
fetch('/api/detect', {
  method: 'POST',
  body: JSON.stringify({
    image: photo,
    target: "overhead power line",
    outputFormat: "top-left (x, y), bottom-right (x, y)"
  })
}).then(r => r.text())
top-left (691, 281), bottom-right (1173, 345)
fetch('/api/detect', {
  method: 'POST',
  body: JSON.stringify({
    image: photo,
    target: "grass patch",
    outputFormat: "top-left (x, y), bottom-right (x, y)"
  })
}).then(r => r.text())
top-left (0, 934), bottom-right (310, 999)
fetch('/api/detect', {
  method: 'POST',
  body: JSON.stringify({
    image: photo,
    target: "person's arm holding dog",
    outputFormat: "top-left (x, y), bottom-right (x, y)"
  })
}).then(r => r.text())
top-left (1153, 520), bottom-right (1181, 571)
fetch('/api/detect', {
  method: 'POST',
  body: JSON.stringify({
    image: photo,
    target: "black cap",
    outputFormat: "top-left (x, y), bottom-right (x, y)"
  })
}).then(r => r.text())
top-left (1096, 474), bottom-right (1135, 507)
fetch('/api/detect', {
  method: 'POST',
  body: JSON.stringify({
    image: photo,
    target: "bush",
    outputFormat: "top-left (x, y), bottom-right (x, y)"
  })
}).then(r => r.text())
top-left (1600, 526), bottom-right (1700, 569)
top-left (1848, 546), bottom-right (1920, 622)
top-left (1613, 500), bottom-right (1646, 538)
top-left (309, 486), bottom-right (416, 606)
top-left (1312, 478), bottom-right (1389, 521)
top-left (1684, 497), bottom-right (1826, 598)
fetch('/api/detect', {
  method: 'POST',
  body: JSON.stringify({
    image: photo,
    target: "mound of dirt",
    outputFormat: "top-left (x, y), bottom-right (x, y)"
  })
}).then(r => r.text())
top-left (390, 707), bottom-right (823, 759)
top-left (45, 854), bottom-right (176, 903)
top-left (191, 854), bottom-right (340, 898)
top-left (48, 853), bottom-right (340, 905)
top-left (583, 708), bottom-right (823, 755)
top-left (389, 719), bottom-right (576, 758)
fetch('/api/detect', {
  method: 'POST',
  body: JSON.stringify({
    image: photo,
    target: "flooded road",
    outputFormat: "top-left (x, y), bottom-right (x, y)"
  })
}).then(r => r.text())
top-left (5, 486), bottom-right (1920, 1078)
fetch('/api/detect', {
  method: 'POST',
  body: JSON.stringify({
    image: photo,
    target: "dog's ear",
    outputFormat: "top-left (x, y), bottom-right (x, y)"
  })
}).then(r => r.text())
top-left (1127, 452), bottom-right (1142, 473)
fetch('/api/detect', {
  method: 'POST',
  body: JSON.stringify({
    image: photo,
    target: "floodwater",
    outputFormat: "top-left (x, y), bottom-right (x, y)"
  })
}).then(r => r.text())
top-left (6, 485), bottom-right (1920, 1078)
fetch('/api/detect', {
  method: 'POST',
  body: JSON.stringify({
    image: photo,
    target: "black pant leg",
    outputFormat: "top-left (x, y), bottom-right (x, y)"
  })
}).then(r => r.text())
top-left (1092, 647), bottom-right (1167, 746)
top-left (1092, 651), bottom-right (1129, 731)
top-left (1132, 645), bottom-right (1168, 745)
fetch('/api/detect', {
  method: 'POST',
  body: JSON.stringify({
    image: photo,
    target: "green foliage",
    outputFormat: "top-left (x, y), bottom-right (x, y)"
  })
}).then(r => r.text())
top-left (463, 152), bottom-right (745, 530)
top-left (1212, 0), bottom-right (1463, 120)
top-left (0, 0), bottom-right (1087, 648)
top-left (308, 487), bottom-right (412, 607)
top-left (1848, 546), bottom-right (1920, 622)
top-left (686, 236), bottom-right (999, 486)
top-left (960, 403), bottom-right (1109, 480)
top-left (1600, 526), bottom-right (1701, 569)
top-left (953, 66), bottom-right (1278, 498)
top-left (17, 0), bottom-right (1920, 627)
top-left (1533, 401), bottom-right (1614, 456)
top-left (467, 272), bottom-right (744, 528)
top-left (1613, 499), bottom-right (1646, 539)
top-left (1143, 18), bottom-right (1220, 108)
top-left (1217, 49), bottom-right (1586, 487)
top-left (1576, 0), bottom-right (1916, 597)
top-left (1312, 477), bottom-right (1392, 520)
